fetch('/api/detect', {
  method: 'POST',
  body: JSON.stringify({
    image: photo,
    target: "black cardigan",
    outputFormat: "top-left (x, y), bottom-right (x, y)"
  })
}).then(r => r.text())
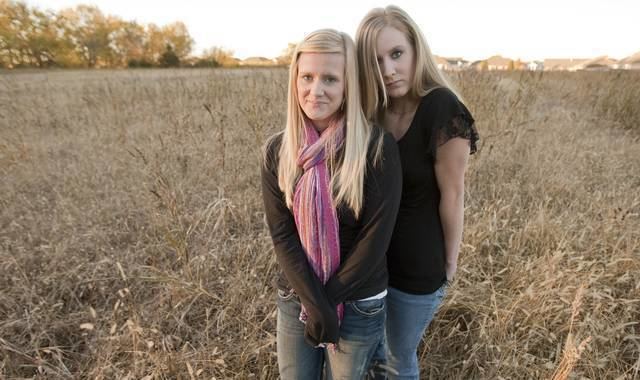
top-left (261, 127), bottom-right (401, 343)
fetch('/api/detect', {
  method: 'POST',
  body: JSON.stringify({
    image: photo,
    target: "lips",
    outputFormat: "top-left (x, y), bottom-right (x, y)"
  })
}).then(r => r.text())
top-left (385, 80), bottom-right (401, 88)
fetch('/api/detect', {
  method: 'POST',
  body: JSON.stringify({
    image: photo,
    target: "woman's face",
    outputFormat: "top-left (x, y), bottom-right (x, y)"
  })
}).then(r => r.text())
top-left (296, 52), bottom-right (345, 132)
top-left (375, 26), bottom-right (415, 99)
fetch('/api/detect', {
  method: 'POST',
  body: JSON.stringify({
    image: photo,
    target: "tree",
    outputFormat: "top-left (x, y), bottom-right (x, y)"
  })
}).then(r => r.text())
top-left (276, 42), bottom-right (296, 66)
top-left (0, 1), bottom-right (69, 67)
top-left (162, 22), bottom-right (192, 59)
top-left (143, 22), bottom-right (192, 65)
top-left (0, 1), bottom-right (195, 69)
top-left (58, 5), bottom-right (117, 67)
top-left (110, 20), bottom-right (146, 67)
top-left (159, 44), bottom-right (179, 67)
top-left (202, 46), bottom-right (236, 67)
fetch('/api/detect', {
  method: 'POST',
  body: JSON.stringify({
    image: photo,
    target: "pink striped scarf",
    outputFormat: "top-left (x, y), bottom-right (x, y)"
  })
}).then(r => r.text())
top-left (293, 116), bottom-right (345, 332)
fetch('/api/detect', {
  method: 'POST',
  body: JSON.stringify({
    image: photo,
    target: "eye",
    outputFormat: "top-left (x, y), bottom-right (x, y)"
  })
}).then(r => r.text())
top-left (323, 76), bottom-right (338, 84)
top-left (300, 74), bottom-right (312, 81)
top-left (391, 50), bottom-right (403, 59)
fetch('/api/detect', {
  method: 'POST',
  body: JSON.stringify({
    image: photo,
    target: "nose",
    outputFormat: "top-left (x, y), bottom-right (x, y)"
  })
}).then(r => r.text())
top-left (381, 58), bottom-right (395, 79)
top-left (310, 79), bottom-right (324, 97)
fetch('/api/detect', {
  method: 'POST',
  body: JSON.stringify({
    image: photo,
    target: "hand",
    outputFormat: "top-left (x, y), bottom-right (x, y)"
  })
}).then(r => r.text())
top-left (445, 260), bottom-right (458, 282)
top-left (303, 305), bottom-right (339, 346)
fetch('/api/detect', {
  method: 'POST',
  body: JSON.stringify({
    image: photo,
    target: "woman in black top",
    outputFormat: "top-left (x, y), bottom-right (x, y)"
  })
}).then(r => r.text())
top-left (261, 29), bottom-right (402, 379)
top-left (356, 5), bottom-right (479, 379)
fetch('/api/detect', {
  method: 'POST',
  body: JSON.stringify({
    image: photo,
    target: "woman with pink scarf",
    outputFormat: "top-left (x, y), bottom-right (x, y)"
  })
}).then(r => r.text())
top-left (261, 29), bottom-right (402, 379)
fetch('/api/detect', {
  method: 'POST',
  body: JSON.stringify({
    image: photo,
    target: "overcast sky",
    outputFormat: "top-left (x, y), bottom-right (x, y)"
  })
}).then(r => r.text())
top-left (27, 0), bottom-right (639, 61)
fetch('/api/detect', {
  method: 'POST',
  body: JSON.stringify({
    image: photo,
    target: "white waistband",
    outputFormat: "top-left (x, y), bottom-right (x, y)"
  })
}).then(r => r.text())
top-left (357, 289), bottom-right (387, 301)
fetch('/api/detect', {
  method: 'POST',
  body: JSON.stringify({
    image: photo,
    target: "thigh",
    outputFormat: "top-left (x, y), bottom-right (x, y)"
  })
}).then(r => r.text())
top-left (326, 297), bottom-right (386, 380)
top-left (385, 285), bottom-right (446, 378)
top-left (276, 290), bottom-right (324, 380)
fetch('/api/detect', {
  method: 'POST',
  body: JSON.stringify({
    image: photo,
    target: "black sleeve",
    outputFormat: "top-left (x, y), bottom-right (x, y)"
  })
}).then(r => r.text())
top-left (260, 134), bottom-right (338, 344)
top-left (324, 131), bottom-right (402, 304)
top-left (425, 88), bottom-right (479, 157)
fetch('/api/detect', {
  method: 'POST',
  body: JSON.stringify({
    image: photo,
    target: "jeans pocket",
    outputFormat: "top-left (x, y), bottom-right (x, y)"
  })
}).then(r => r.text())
top-left (276, 288), bottom-right (295, 302)
top-left (349, 298), bottom-right (385, 317)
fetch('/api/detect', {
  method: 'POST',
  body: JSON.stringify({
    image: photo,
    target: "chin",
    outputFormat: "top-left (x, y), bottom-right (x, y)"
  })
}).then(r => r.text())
top-left (305, 111), bottom-right (325, 121)
top-left (387, 87), bottom-right (410, 99)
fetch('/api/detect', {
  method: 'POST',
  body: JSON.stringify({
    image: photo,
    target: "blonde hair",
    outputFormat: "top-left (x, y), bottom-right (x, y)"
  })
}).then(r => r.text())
top-left (356, 5), bottom-right (461, 121)
top-left (277, 29), bottom-right (381, 217)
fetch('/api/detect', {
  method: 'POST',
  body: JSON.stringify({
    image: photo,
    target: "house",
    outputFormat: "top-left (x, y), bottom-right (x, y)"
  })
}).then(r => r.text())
top-left (240, 57), bottom-right (275, 66)
top-left (444, 57), bottom-right (469, 70)
top-left (543, 58), bottom-right (588, 71)
top-left (618, 51), bottom-right (640, 70)
top-left (434, 55), bottom-right (452, 71)
top-left (469, 60), bottom-right (486, 71)
top-left (577, 56), bottom-right (618, 71)
top-left (485, 55), bottom-right (511, 70)
top-left (527, 61), bottom-right (544, 71)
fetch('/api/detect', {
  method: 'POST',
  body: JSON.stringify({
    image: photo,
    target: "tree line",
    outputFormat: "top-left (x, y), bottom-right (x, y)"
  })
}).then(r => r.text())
top-left (0, 1), bottom-right (246, 69)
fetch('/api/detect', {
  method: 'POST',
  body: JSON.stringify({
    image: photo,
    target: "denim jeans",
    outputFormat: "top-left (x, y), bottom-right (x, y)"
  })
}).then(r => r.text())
top-left (369, 284), bottom-right (447, 380)
top-left (276, 289), bottom-right (385, 380)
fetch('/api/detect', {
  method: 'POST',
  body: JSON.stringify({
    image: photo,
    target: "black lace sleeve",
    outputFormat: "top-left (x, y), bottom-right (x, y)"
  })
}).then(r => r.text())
top-left (425, 89), bottom-right (479, 157)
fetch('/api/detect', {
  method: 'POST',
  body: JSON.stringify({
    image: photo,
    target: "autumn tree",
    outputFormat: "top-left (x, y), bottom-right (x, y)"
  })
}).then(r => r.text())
top-left (159, 44), bottom-right (179, 67)
top-left (143, 22), bottom-right (192, 65)
top-left (0, 1), bottom-right (63, 67)
top-left (202, 46), bottom-right (237, 67)
top-left (57, 5), bottom-right (119, 67)
top-left (276, 42), bottom-right (296, 66)
top-left (0, 1), bottom-right (194, 68)
top-left (111, 20), bottom-right (147, 67)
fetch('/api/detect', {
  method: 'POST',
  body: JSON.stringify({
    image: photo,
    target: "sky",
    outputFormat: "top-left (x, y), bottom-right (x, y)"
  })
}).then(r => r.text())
top-left (27, 0), bottom-right (640, 61)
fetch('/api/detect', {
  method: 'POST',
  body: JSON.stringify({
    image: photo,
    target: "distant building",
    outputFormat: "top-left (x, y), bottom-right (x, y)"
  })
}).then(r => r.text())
top-left (469, 60), bottom-right (485, 71)
top-left (619, 51), bottom-right (640, 70)
top-left (575, 56), bottom-right (618, 71)
top-left (486, 55), bottom-right (511, 70)
top-left (444, 57), bottom-right (469, 70)
top-left (543, 58), bottom-right (588, 71)
top-left (527, 61), bottom-right (544, 71)
top-left (434, 55), bottom-right (452, 71)
top-left (241, 57), bottom-right (275, 66)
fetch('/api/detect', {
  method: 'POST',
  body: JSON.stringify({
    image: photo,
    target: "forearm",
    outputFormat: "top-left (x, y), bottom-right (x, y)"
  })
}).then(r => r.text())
top-left (261, 146), bottom-right (335, 320)
top-left (439, 189), bottom-right (464, 266)
top-left (325, 134), bottom-right (402, 303)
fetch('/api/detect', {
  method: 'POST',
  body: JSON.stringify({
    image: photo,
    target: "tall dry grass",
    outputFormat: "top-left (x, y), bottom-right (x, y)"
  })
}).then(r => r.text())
top-left (0, 68), bottom-right (638, 379)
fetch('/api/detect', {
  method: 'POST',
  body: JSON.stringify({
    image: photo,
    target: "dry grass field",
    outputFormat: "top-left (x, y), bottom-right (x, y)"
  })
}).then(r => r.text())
top-left (1, 67), bottom-right (639, 379)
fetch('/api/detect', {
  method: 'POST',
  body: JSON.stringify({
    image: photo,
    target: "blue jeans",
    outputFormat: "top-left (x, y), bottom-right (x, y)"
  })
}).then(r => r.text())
top-left (276, 289), bottom-right (385, 380)
top-left (370, 284), bottom-right (446, 380)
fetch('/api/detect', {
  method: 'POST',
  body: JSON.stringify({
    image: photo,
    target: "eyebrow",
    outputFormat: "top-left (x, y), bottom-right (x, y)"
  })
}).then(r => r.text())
top-left (298, 71), bottom-right (340, 77)
top-left (376, 45), bottom-right (405, 59)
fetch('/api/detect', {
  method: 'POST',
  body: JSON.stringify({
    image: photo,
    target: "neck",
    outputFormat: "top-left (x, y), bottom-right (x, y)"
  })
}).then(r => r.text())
top-left (388, 94), bottom-right (420, 116)
top-left (313, 122), bottom-right (328, 133)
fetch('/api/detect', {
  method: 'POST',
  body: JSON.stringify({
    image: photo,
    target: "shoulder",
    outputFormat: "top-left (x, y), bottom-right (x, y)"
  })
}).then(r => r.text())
top-left (418, 87), bottom-right (474, 126)
top-left (421, 87), bottom-right (462, 111)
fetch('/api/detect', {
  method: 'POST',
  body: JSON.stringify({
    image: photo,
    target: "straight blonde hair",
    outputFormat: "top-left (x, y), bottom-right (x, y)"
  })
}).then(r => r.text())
top-left (277, 29), bottom-right (382, 217)
top-left (356, 5), bottom-right (462, 121)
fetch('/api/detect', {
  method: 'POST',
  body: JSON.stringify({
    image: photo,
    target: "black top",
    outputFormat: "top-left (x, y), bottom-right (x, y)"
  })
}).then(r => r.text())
top-left (261, 127), bottom-right (402, 343)
top-left (387, 87), bottom-right (479, 294)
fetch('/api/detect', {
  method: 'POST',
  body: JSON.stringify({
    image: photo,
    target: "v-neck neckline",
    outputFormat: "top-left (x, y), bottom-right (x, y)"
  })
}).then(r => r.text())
top-left (394, 101), bottom-right (421, 144)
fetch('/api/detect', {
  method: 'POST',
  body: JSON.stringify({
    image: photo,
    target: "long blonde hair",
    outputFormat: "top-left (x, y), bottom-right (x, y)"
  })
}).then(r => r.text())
top-left (356, 5), bottom-right (461, 121)
top-left (277, 29), bottom-right (381, 217)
